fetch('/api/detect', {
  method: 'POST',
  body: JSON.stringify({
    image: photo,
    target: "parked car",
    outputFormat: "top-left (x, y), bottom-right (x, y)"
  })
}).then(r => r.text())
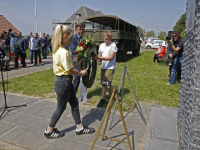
top-left (145, 40), bottom-right (168, 49)
top-left (147, 38), bottom-right (160, 44)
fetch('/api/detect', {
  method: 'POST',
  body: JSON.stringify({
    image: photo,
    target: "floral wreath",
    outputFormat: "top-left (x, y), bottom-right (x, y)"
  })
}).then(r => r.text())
top-left (73, 35), bottom-right (97, 88)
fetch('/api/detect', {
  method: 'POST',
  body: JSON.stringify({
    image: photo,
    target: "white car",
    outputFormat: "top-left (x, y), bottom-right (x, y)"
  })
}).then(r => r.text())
top-left (145, 40), bottom-right (168, 49)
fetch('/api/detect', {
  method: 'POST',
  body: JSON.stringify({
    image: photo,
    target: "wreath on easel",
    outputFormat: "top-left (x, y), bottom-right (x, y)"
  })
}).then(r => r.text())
top-left (73, 36), bottom-right (97, 88)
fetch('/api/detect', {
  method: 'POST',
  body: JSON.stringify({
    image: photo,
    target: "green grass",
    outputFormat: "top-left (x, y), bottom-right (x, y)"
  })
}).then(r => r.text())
top-left (0, 51), bottom-right (180, 109)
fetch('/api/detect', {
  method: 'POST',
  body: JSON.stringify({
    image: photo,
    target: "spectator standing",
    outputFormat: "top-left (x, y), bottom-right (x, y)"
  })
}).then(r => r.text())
top-left (2, 31), bottom-right (11, 56)
top-left (40, 33), bottom-right (47, 59)
top-left (167, 31), bottom-right (184, 84)
top-left (46, 34), bottom-right (52, 55)
top-left (69, 22), bottom-right (91, 103)
top-left (0, 34), bottom-right (9, 71)
top-left (27, 31), bottom-right (33, 63)
top-left (92, 30), bottom-right (118, 108)
top-left (30, 33), bottom-right (42, 66)
top-left (10, 31), bottom-right (27, 69)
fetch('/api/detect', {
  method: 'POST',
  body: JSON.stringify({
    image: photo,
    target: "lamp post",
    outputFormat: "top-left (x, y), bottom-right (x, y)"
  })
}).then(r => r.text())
top-left (140, 16), bottom-right (147, 33)
top-left (34, 0), bottom-right (38, 33)
top-left (156, 24), bottom-right (159, 37)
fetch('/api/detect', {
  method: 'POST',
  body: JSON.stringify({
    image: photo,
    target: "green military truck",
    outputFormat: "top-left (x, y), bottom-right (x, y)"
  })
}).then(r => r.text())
top-left (84, 15), bottom-right (141, 62)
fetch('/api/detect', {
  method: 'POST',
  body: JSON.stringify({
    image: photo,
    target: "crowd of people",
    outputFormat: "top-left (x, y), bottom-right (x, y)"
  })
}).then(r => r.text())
top-left (0, 30), bottom-right (52, 70)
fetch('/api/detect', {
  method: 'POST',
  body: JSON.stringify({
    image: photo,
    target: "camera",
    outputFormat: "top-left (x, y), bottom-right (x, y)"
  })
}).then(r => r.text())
top-left (166, 31), bottom-right (173, 41)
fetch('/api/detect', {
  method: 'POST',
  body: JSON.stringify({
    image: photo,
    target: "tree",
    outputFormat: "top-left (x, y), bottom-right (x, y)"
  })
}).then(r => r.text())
top-left (158, 31), bottom-right (167, 41)
top-left (146, 30), bottom-right (155, 37)
top-left (173, 13), bottom-right (186, 38)
top-left (137, 26), bottom-right (145, 39)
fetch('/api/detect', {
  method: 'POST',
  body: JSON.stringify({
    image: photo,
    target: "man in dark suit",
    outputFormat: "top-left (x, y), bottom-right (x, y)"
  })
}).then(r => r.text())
top-left (70, 22), bottom-right (91, 103)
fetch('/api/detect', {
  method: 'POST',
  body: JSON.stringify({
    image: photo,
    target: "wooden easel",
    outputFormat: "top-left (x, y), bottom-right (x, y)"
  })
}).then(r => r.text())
top-left (90, 87), bottom-right (132, 150)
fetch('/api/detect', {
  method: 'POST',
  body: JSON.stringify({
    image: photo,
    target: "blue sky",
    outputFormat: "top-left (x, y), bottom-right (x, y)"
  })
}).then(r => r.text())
top-left (0, 0), bottom-right (187, 35)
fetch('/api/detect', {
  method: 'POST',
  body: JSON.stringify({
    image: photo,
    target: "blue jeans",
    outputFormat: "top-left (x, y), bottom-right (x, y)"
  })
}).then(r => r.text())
top-left (169, 57), bottom-right (183, 84)
top-left (30, 49), bottom-right (33, 63)
top-left (47, 45), bottom-right (52, 54)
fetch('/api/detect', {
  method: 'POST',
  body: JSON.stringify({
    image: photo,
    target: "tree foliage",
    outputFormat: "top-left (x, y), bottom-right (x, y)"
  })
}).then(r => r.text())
top-left (146, 30), bottom-right (155, 37)
top-left (137, 26), bottom-right (145, 39)
top-left (173, 13), bottom-right (186, 38)
top-left (158, 31), bottom-right (167, 41)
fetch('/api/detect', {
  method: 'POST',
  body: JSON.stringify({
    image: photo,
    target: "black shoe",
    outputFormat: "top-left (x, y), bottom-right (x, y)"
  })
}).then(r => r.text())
top-left (97, 99), bottom-right (105, 108)
top-left (76, 126), bottom-right (95, 135)
top-left (33, 64), bottom-right (37, 66)
top-left (44, 128), bottom-right (65, 139)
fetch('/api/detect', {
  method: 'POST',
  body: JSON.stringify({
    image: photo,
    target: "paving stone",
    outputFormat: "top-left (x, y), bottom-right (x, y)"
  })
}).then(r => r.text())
top-left (82, 116), bottom-right (100, 127)
top-left (151, 139), bottom-right (178, 150)
top-left (13, 129), bottom-right (41, 147)
top-left (50, 138), bottom-right (78, 150)
top-left (125, 117), bottom-right (140, 126)
top-left (1, 111), bottom-right (26, 123)
top-left (144, 107), bottom-right (178, 150)
top-left (14, 114), bottom-right (37, 126)
top-left (29, 100), bottom-right (47, 108)
top-left (131, 125), bottom-right (147, 139)
top-left (18, 105), bottom-right (44, 115)
top-left (94, 132), bottom-right (116, 148)
top-left (74, 142), bottom-right (99, 150)
top-left (0, 140), bottom-right (27, 150)
top-left (0, 126), bottom-right (28, 142)
top-left (60, 124), bottom-right (76, 139)
top-left (79, 108), bottom-right (98, 117)
top-left (29, 135), bottom-right (59, 150)
top-left (107, 121), bottom-right (132, 135)
top-left (26, 118), bottom-right (50, 131)
top-left (40, 101), bottom-right (56, 109)
top-left (60, 116), bottom-right (75, 125)
top-left (72, 131), bottom-right (96, 144)
top-left (153, 120), bottom-right (178, 142)
top-left (0, 122), bottom-right (16, 135)
top-left (9, 98), bottom-right (37, 106)
top-left (34, 108), bottom-right (55, 119)
top-left (140, 117), bottom-right (150, 126)
top-left (114, 133), bottom-right (144, 150)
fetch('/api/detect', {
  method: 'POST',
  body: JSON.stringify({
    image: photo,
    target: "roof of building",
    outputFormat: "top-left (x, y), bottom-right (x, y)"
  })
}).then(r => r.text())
top-left (0, 15), bottom-right (18, 34)
top-left (65, 6), bottom-right (103, 23)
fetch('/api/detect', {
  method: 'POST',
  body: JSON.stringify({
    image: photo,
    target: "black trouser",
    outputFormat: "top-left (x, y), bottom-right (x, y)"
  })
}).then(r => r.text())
top-left (153, 54), bottom-right (159, 63)
top-left (33, 50), bottom-right (41, 65)
top-left (14, 49), bottom-right (26, 68)
top-left (49, 75), bottom-right (81, 128)
top-left (4, 45), bottom-right (10, 56)
top-left (42, 46), bottom-right (47, 58)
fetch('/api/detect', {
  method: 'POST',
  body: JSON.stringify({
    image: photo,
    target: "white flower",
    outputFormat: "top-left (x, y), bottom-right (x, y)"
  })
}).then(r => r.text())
top-left (76, 46), bottom-right (84, 52)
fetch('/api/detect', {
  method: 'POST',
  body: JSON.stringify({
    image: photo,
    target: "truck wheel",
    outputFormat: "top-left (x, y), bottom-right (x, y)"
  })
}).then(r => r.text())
top-left (118, 48), bottom-right (127, 62)
top-left (147, 45), bottom-right (151, 49)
